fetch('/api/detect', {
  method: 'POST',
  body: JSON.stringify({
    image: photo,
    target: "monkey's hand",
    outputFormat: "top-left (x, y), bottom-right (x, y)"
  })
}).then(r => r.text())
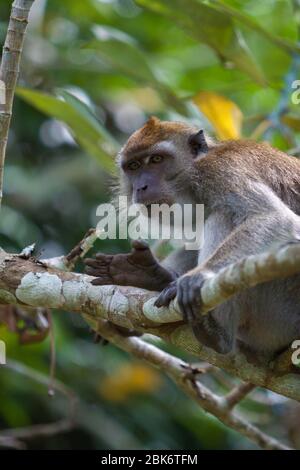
top-left (155, 272), bottom-right (208, 323)
top-left (84, 240), bottom-right (177, 291)
top-left (155, 271), bottom-right (235, 354)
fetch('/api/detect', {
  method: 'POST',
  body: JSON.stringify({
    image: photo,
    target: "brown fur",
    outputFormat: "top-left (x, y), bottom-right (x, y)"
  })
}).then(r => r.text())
top-left (121, 116), bottom-right (198, 162)
top-left (96, 117), bottom-right (300, 358)
top-left (120, 117), bottom-right (300, 214)
top-left (196, 140), bottom-right (300, 213)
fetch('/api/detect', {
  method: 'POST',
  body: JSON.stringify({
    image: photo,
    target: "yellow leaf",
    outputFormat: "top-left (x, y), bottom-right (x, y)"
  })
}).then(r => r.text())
top-left (98, 363), bottom-right (162, 402)
top-left (193, 91), bottom-right (243, 140)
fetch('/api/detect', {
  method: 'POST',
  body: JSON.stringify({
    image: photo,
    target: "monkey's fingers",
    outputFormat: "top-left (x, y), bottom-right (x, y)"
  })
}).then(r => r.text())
top-left (154, 281), bottom-right (177, 308)
top-left (178, 275), bottom-right (205, 324)
top-left (131, 239), bottom-right (149, 251)
top-left (190, 293), bottom-right (204, 325)
top-left (95, 253), bottom-right (113, 262)
top-left (84, 258), bottom-right (110, 268)
top-left (84, 256), bottom-right (113, 278)
top-left (85, 264), bottom-right (111, 277)
top-left (130, 240), bottom-right (159, 267)
top-left (91, 276), bottom-right (113, 286)
top-left (177, 277), bottom-right (194, 324)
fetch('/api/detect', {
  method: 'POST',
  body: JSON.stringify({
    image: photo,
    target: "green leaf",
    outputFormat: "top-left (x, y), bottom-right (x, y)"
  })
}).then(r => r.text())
top-left (88, 25), bottom-right (189, 115)
top-left (208, 0), bottom-right (299, 54)
top-left (205, 0), bottom-right (298, 84)
top-left (90, 25), bottom-right (158, 84)
top-left (16, 87), bottom-right (118, 173)
top-left (136, 0), bottom-right (267, 85)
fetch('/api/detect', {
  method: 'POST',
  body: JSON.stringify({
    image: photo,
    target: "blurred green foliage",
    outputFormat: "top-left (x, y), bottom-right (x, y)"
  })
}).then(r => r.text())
top-left (0, 0), bottom-right (299, 450)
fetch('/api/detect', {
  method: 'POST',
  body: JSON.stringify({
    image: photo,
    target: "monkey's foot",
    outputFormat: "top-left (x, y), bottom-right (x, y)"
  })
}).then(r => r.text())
top-left (84, 240), bottom-right (176, 291)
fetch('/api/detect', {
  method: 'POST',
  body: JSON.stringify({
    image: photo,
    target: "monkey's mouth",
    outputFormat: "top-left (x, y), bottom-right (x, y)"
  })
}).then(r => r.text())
top-left (141, 199), bottom-right (173, 218)
top-left (132, 197), bottom-right (174, 213)
top-left (145, 198), bottom-right (173, 210)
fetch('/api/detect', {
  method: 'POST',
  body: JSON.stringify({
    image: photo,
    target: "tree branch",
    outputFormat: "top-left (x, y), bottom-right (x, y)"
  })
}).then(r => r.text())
top-left (221, 382), bottom-right (256, 411)
top-left (0, 0), bottom-right (296, 451)
top-left (91, 319), bottom-right (291, 450)
top-left (0, 0), bottom-right (35, 208)
top-left (0, 244), bottom-right (300, 404)
top-left (43, 228), bottom-right (98, 271)
top-left (143, 241), bottom-right (300, 320)
top-left (0, 359), bottom-right (78, 447)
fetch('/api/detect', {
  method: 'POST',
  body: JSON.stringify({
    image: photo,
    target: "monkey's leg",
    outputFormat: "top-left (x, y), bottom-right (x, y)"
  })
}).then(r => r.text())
top-left (84, 240), bottom-right (177, 291)
top-left (193, 306), bottom-right (237, 354)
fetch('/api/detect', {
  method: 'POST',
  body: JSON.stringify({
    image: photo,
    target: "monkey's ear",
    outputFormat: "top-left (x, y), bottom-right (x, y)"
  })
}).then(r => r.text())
top-left (146, 116), bottom-right (160, 127)
top-left (188, 130), bottom-right (209, 157)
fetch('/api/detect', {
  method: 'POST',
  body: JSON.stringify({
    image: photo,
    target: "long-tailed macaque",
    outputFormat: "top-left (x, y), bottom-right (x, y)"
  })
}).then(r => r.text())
top-left (85, 117), bottom-right (300, 360)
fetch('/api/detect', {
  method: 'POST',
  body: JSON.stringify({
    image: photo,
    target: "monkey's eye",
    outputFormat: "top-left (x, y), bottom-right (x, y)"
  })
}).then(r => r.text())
top-left (127, 161), bottom-right (141, 171)
top-left (150, 155), bottom-right (163, 164)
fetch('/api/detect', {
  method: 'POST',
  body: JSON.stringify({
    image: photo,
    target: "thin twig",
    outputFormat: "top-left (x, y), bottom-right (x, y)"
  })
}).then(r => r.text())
top-left (65, 228), bottom-right (98, 269)
top-left (222, 382), bottom-right (256, 411)
top-left (92, 320), bottom-right (291, 450)
top-left (47, 310), bottom-right (56, 397)
top-left (0, 435), bottom-right (25, 449)
top-left (43, 228), bottom-right (98, 271)
top-left (0, 247), bottom-right (300, 402)
top-left (250, 119), bottom-right (272, 140)
top-left (0, 0), bottom-right (35, 208)
top-left (0, 359), bottom-right (78, 446)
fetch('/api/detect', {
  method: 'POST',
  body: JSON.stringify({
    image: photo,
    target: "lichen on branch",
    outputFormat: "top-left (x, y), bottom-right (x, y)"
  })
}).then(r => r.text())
top-left (0, 246), bottom-right (299, 405)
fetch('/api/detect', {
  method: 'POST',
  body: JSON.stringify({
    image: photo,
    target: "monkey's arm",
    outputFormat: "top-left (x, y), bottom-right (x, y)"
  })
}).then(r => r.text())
top-left (200, 212), bottom-right (299, 273)
top-left (161, 246), bottom-right (198, 275)
top-left (158, 181), bottom-right (300, 309)
top-left (156, 202), bottom-right (300, 354)
top-left (84, 240), bottom-right (197, 291)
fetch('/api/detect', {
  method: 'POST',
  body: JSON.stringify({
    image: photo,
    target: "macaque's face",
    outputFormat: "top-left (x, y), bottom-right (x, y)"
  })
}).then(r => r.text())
top-left (120, 141), bottom-right (183, 206)
top-left (119, 118), bottom-right (208, 208)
